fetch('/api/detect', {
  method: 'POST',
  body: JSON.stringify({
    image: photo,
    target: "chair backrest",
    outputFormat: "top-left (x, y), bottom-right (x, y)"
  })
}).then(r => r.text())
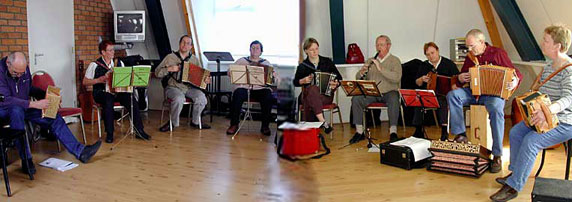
top-left (31, 70), bottom-right (56, 91)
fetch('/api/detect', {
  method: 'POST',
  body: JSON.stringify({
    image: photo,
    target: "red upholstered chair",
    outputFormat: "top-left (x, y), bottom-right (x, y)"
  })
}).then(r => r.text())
top-left (297, 91), bottom-right (343, 139)
top-left (32, 70), bottom-right (87, 144)
top-left (364, 102), bottom-right (407, 130)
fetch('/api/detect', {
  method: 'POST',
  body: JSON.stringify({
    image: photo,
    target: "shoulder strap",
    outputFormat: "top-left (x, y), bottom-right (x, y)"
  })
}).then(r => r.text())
top-left (532, 63), bottom-right (572, 91)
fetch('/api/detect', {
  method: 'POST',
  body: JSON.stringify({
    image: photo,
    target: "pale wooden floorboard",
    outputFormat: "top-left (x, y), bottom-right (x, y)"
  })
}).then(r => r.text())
top-left (0, 111), bottom-right (569, 201)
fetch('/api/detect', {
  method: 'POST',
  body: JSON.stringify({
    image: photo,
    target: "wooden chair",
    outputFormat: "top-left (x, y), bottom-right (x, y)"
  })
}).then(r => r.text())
top-left (364, 102), bottom-right (406, 130)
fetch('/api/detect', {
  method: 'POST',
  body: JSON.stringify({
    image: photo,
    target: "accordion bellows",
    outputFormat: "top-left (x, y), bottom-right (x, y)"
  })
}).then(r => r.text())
top-left (469, 65), bottom-right (515, 99)
top-left (427, 140), bottom-right (491, 177)
top-left (515, 91), bottom-right (559, 133)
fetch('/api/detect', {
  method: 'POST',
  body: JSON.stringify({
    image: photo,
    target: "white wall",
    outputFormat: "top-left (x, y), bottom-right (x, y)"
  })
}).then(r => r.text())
top-left (313, 0), bottom-right (493, 62)
top-left (515, 0), bottom-right (572, 57)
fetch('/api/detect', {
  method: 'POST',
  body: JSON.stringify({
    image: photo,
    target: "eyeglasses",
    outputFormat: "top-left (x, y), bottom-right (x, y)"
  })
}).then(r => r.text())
top-left (9, 69), bottom-right (25, 77)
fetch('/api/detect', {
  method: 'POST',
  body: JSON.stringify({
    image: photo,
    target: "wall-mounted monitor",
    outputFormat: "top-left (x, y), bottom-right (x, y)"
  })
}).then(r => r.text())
top-left (114, 10), bottom-right (145, 43)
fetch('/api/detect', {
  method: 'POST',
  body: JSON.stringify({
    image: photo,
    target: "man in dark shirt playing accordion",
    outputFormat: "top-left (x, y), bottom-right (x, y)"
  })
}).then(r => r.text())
top-left (447, 29), bottom-right (522, 173)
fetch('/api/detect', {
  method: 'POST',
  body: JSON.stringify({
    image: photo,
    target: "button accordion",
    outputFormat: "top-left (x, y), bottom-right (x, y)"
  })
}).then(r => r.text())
top-left (469, 65), bottom-right (515, 99)
top-left (181, 62), bottom-right (210, 89)
top-left (427, 71), bottom-right (458, 96)
top-left (313, 72), bottom-right (337, 96)
top-left (515, 91), bottom-right (558, 133)
top-left (427, 140), bottom-right (491, 177)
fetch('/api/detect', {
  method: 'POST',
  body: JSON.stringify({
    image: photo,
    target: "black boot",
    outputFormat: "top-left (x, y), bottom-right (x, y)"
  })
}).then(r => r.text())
top-left (105, 133), bottom-right (113, 143)
top-left (412, 126), bottom-right (424, 138)
top-left (440, 126), bottom-right (449, 141)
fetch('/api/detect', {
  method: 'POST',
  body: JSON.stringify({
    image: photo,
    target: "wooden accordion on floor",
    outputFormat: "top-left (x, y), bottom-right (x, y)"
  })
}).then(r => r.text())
top-left (515, 91), bottom-right (559, 133)
top-left (427, 140), bottom-right (491, 177)
top-left (469, 65), bottom-right (515, 99)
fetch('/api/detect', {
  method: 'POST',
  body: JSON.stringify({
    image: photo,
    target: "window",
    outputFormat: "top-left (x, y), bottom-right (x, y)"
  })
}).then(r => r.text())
top-left (192, 0), bottom-right (300, 66)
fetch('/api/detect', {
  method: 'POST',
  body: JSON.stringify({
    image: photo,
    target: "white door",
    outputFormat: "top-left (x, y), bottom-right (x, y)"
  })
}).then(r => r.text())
top-left (27, 0), bottom-right (76, 107)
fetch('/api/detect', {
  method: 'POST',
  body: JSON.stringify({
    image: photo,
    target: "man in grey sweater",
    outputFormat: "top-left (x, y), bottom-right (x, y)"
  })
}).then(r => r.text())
top-left (155, 35), bottom-right (211, 132)
top-left (350, 35), bottom-right (402, 143)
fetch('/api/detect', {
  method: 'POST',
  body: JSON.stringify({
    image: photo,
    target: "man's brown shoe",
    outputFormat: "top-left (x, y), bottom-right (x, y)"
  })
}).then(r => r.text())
top-left (490, 184), bottom-right (518, 202)
top-left (491, 156), bottom-right (502, 173)
top-left (226, 125), bottom-right (238, 135)
top-left (495, 173), bottom-right (512, 185)
top-left (453, 134), bottom-right (468, 143)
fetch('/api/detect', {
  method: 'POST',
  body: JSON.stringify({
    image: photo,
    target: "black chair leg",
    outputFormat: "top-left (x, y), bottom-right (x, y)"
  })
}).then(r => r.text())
top-left (536, 149), bottom-right (547, 177)
top-left (20, 135), bottom-right (34, 180)
top-left (0, 142), bottom-right (12, 197)
top-left (566, 140), bottom-right (571, 180)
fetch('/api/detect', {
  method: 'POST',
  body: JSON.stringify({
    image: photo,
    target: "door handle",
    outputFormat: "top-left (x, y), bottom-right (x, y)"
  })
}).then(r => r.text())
top-left (34, 53), bottom-right (44, 65)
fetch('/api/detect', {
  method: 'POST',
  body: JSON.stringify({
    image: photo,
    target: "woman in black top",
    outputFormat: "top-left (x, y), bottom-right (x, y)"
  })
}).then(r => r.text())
top-left (412, 42), bottom-right (459, 140)
top-left (293, 38), bottom-right (343, 132)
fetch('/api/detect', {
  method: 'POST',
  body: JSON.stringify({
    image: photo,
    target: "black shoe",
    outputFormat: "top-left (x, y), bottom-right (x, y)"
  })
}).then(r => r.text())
top-left (159, 122), bottom-right (171, 132)
top-left (390, 133), bottom-right (399, 142)
top-left (260, 127), bottom-right (272, 136)
top-left (322, 123), bottom-right (334, 134)
top-left (190, 122), bottom-right (211, 129)
top-left (349, 132), bottom-right (365, 144)
top-left (79, 140), bottom-right (102, 163)
top-left (412, 126), bottom-right (424, 138)
top-left (135, 128), bottom-right (151, 140)
top-left (105, 134), bottom-right (113, 143)
top-left (21, 158), bottom-right (36, 175)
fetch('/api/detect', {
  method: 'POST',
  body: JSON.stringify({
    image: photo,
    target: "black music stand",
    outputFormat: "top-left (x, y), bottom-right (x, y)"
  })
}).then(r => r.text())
top-left (203, 52), bottom-right (234, 120)
top-left (399, 89), bottom-right (439, 139)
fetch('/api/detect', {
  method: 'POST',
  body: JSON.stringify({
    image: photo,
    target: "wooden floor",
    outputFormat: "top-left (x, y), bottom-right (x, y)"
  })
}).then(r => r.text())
top-left (1, 111), bottom-right (570, 201)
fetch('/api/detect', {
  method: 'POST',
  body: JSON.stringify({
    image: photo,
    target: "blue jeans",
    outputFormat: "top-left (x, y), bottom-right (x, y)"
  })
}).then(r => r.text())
top-left (0, 106), bottom-right (85, 160)
top-left (506, 122), bottom-right (572, 191)
top-left (447, 87), bottom-right (505, 156)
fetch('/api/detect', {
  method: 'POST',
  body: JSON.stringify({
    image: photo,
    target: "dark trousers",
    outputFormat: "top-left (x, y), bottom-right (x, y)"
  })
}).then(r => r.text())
top-left (412, 95), bottom-right (448, 126)
top-left (299, 85), bottom-right (334, 122)
top-left (0, 106), bottom-right (85, 160)
top-left (230, 88), bottom-right (276, 128)
top-left (94, 92), bottom-right (144, 137)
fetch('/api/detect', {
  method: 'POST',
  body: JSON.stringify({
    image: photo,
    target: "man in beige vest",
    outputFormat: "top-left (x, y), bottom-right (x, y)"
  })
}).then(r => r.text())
top-left (350, 35), bottom-right (402, 144)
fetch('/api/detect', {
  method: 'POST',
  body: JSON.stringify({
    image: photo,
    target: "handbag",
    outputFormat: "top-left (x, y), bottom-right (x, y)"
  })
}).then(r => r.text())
top-left (346, 43), bottom-right (365, 64)
top-left (276, 128), bottom-right (330, 161)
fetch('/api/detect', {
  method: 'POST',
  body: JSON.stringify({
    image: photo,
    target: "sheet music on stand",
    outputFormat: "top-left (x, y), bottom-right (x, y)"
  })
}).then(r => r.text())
top-left (228, 65), bottom-right (266, 86)
top-left (340, 80), bottom-right (381, 97)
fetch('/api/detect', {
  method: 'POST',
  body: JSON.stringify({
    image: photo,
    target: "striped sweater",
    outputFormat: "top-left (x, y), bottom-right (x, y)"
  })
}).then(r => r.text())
top-left (538, 58), bottom-right (572, 124)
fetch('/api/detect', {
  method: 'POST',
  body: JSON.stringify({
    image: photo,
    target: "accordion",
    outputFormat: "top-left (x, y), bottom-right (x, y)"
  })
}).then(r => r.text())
top-left (427, 71), bottom-right (457, 96)
top-left (469, 65), bottom-right (515, 99)
top-left (181, 62), bottom-right (210, 89)
top-left (427, 140), bottom-right (491, 177)
top-left (313, 72), bottom-right (337, 96)
top-left (515, 91), bottom-right (559, 133)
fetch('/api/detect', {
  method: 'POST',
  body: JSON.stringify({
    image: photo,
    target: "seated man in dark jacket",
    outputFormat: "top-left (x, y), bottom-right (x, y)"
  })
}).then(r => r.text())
top-left (412, 42), bottom-right (459, 140)
top-left (0, 52), bottom-right (102, 175)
